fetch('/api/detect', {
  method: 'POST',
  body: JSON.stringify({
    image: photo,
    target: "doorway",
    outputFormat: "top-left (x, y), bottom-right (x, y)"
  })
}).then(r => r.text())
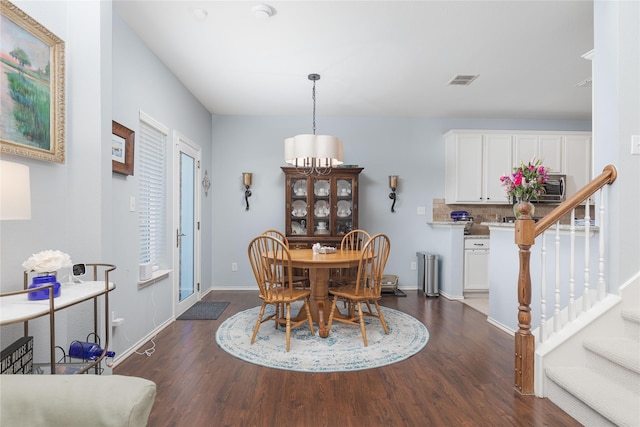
top-left (174, 133), bottom-right (201, 316)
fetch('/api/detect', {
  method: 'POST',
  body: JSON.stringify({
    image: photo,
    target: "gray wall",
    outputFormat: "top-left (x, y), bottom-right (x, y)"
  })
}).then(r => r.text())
top-left (210, 116), bottom-right (591, 291)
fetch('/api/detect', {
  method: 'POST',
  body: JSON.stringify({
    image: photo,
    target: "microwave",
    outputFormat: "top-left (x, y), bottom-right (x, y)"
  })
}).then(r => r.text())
top-left (538, 174), bottom-right (566, 203)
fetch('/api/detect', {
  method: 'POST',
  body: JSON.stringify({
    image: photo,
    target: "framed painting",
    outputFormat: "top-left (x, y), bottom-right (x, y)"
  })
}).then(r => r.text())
top-left (112, 121), bottom-right (135, 176)
top-left (0, 0), bottom-right (65, 163)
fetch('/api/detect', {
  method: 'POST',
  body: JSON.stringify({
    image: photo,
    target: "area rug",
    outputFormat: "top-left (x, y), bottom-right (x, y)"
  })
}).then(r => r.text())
top-left (177, 301), bottom-right (229, 320)
top-left (215, 304), bottom-right (429, 372)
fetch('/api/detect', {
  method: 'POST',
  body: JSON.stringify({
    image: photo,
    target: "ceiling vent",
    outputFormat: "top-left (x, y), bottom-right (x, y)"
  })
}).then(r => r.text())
top-left (576, 77), bottom-right (592, 88)
top-left (448, 74), bottom-right (479, 86)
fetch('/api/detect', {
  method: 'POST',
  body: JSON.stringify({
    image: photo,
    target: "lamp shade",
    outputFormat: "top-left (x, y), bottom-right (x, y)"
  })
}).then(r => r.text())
top-left (0, 160), bottom-right (31, 220)
top-left (284, 134), bottom-right (343, 168)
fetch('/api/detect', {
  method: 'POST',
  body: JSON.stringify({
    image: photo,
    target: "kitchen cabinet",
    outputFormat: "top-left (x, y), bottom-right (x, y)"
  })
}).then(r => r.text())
top-left (513, 134), bottom-right (563, 173)
top-left (445, 131), bottom-right (512, 204)
top-left (282, 167), bottom-right (363, 248)
top-left (563, 133), bottom-right (593, 201)
top-left (445, 130), bottom-right (592, 205)
top-left (463, 238), bottom-right (490, 291)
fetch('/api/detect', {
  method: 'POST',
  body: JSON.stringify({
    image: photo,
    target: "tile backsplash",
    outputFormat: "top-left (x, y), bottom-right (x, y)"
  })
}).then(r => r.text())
top-left (432, 199), bottom-right (594, 235)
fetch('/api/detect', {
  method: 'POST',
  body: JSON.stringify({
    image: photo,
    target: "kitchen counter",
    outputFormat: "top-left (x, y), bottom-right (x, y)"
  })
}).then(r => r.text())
top-left (481, 221), bottom-right (599, 232)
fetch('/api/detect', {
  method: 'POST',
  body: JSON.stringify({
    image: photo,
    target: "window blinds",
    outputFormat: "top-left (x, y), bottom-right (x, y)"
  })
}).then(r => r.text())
top-left (138, 112), bottom-right (168, 267)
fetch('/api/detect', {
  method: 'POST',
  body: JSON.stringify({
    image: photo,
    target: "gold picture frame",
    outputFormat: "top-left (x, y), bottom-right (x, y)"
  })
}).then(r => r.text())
top-left (0, 0), bottom-right (65, 163)
top-left (112, 121), bottom-right (135, 176)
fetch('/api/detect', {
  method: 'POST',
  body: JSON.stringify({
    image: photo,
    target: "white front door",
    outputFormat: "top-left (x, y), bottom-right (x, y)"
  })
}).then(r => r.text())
top-left (174, 133), bottom-right (201, 316)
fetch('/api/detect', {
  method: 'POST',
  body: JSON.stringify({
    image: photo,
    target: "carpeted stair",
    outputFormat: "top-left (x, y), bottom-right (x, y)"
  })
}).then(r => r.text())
top-left (545, 309), bottom-right (640, 427)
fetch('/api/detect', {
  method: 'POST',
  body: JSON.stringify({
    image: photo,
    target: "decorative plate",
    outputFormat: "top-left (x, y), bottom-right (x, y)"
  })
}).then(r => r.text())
top-left (293, 180), bottom-right (307, 196)
top-left (337, 180), bottom-right (351, 196)
top-left (337, 200), bottom-right (352, 217)
top-left (291, 221), bottom-right (303, 234)
top-left (314, 200), bottom-right (329, 217)
top-left (314, 180), bottom-right (330, 197)
top-left (292, 200), bottom-right (307, 217)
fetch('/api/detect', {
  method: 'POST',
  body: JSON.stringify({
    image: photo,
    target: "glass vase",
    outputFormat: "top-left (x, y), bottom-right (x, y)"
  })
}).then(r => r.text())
top-left (513, 200), bottom-right (535, 219)
top-left (28, 274), bottom-right (62, 301)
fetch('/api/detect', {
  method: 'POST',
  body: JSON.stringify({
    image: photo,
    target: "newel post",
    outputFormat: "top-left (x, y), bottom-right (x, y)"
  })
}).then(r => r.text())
top-left (514, 203), bottom-right (536, 394)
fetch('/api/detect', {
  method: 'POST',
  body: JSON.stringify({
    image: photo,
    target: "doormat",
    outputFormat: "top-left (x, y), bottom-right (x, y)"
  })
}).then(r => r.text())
top-left (382, 289), bottom-right (407, 297)
top-left (177, 301), bottom-right (230, 320)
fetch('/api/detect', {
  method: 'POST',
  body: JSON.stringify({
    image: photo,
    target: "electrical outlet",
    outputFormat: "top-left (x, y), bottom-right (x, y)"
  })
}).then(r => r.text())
top-left (417, 206), bottom-right (426, 215)
top-left (129, 196), bottom-right (135, 212)
top-left (410, 261), bottom-right (417, 271)
top-left (231, 262), bottom-right (238, 272)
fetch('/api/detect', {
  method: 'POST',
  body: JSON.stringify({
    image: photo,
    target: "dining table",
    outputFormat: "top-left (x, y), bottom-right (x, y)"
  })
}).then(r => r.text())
top-left (287, 248), bottom-right (369, 338)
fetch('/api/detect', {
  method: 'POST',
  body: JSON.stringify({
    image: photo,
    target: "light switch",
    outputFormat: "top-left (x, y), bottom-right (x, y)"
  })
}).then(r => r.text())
top-left (417, 206), bottom-right (426, 215)
top-left (631, 135), bottom-right (640, 155)
top-left (129, 196), bottom-right (136, 212)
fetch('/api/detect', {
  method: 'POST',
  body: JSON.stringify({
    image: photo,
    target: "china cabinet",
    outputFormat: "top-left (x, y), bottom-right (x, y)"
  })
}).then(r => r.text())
top-left (282, 167), bottom-right (363, 248)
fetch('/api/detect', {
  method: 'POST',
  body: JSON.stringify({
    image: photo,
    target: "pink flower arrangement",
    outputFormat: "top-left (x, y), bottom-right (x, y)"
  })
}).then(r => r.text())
top-left (500, 158), bottom-right (548, 202)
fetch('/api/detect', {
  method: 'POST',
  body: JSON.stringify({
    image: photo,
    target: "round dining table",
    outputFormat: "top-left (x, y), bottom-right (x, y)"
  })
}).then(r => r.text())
top-left (288, 248), bottom-right (367, 338)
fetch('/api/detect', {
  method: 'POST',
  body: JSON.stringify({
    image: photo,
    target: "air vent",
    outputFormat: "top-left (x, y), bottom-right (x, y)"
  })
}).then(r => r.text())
top-left (448, 74), bottom-right (479, 86)
top-left (576, 77), bottom-right (592, 88)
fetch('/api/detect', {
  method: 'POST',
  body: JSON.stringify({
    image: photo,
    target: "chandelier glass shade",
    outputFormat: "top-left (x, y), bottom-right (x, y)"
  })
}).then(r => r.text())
top-left (284, 74), bottom-right (343, 175)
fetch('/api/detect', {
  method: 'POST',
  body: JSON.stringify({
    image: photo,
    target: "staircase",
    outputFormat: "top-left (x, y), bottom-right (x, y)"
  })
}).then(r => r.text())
top-left (541, 276), bottom-right (640, 426)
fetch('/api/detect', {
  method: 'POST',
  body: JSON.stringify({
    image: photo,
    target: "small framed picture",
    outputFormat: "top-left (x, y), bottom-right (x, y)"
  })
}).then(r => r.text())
top-left (112, 120), bottom-right (134, 175)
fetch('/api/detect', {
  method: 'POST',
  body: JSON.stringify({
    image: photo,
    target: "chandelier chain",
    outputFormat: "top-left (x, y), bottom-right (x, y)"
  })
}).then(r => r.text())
top-left (312, 79), bottom-right (316, 135)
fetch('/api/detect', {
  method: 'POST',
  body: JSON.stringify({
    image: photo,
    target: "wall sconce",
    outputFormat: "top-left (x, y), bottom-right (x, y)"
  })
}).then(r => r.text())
top-left (243, 172), bottom-right (252, 211)
top-left (388, 175), bottom-right (398, 213)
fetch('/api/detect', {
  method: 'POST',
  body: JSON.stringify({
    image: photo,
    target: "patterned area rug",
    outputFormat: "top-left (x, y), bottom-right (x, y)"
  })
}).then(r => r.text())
top-left (215, 304), bottom-right (429, 372)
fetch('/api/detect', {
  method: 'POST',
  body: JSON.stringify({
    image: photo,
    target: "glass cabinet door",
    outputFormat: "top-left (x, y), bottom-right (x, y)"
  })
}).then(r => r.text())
top-left (290, 177), bottom-right (309, 236)
top-left (312, 178), bottom-right (331, 236)
top-left (335, 178), bottom-right (354, 236)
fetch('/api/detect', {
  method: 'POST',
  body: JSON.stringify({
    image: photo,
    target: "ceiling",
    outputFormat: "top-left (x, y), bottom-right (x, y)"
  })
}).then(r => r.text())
top-left (114, 1), bottom-right (594, 120)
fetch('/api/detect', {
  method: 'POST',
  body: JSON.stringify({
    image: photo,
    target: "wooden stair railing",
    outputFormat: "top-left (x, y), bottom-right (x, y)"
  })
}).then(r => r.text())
top-left (513, 164), bottom-right (617, 395)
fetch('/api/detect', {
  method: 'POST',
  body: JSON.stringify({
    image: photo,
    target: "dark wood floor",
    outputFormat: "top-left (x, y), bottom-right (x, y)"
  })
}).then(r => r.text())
top-left (115, 290), bottom-right (580, 427)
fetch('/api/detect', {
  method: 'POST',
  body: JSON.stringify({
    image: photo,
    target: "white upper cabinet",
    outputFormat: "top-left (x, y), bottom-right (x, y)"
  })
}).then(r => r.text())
top-left (445, 130), bottom-right (592, 205)
top-left (563, 133), bottom-right (593, 199)
top-left (513, 134), bottom-right (563, 173)
top-left (445, 131), bottom-right (512, 204)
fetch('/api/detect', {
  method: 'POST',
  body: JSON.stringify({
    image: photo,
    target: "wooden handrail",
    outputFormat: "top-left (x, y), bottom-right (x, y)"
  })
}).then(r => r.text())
top-left (514, 164), bottom-right (617, 395)
top-left (534, 165), bottom-right (618, 237)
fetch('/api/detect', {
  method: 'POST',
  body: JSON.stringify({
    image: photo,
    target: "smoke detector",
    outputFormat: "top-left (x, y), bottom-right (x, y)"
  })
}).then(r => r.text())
top-left (252, 4), bottom-right (274, 19)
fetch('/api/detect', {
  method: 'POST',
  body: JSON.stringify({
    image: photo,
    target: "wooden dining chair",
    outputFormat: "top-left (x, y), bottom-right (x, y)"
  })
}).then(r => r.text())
top-left (262, 229), bottom-right (309, 288)
top-left (326, 233), bottom-right (391, 346)
top-left (330, 229), bottom-right (371, 287)
top-left (248, 235), bottom-right (315, 351)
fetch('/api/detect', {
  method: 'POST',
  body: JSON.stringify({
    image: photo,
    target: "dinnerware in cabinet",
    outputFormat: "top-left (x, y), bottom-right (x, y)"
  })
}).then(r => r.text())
top-left (314, 200), bottom-right (329, 217)
top-left (337, 200), bottom-right (352, 217)
top-left (337, 179), bottom-right (352, 196)
top-left (291, 221), bottom-right (303, 234)
top-left (292, 200), bottom-right (307, 217)
top-left (293, 180), bottom-right (307, 196)
top-left (314, 180), bottom-right (330, 196)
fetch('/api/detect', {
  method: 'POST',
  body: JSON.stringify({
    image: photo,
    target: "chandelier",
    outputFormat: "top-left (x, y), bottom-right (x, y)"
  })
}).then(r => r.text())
top-left (284, 74), bottom-right (343, 176)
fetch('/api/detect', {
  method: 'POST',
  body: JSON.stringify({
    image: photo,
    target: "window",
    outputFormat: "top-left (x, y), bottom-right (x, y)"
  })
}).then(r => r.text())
top-left (138, 112), bottom-right (168, 268)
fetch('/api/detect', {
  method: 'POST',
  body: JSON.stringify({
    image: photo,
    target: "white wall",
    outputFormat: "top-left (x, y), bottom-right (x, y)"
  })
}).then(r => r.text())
top-left (110, 12), bottom-right (212, 360)
top-left (0, 0), bottom-right (109, 361)
top-left (593, 0), bottom-right (640, 287)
